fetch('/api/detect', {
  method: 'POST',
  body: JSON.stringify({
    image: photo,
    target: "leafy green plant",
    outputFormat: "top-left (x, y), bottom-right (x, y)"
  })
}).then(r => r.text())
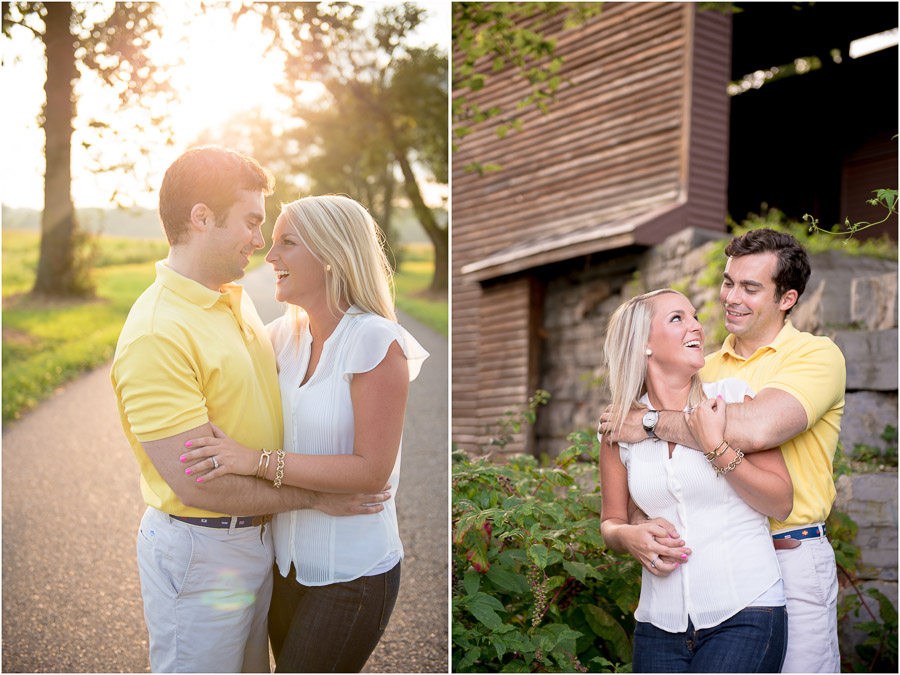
top-left (851, 425), bottom-right (898, 470)
top-left (452, 393), bottom-right (640, 672)
top-left (841, 587), bottom-right (899, 673)
top-left (730, 208), bottom-right (896, 259)
top-left (804, 188), bottom-right (898, 240)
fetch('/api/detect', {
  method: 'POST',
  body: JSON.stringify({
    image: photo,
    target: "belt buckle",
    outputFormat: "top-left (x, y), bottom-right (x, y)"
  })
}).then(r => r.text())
top-left (252, 515), bottom-right (272, 527)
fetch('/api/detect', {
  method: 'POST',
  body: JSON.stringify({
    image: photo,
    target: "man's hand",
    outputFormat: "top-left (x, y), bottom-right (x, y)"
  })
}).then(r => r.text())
top-left (598, 404), bottom-right (649, 445)
top-left (311, 485), bottom-right (393, 517)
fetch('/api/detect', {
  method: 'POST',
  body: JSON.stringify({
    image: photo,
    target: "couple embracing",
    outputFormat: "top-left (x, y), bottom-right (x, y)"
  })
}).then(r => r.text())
top-left (112, 146), bottom-right (428, 673)
top-left (598, 229), bottom-right (845, 673)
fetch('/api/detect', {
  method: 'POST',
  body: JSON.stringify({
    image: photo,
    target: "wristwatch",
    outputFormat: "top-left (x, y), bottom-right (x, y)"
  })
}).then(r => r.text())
top-left (642, 410), bottom-right (659, 439)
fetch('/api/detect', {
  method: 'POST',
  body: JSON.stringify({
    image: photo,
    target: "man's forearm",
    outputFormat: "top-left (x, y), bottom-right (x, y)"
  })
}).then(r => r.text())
top-left (180, 473), bottom-right (318, 514)
top-left (653, 411), bottom-right (699, 448)
top-left (143, 425), bottom-right (320, 515)
top-left (714, 390), bottom-right (808, 451)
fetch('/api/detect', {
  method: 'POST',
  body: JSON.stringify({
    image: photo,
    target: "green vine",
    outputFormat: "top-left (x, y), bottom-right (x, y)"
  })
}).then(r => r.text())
top-left (804, 188), bottom-right (899, 241)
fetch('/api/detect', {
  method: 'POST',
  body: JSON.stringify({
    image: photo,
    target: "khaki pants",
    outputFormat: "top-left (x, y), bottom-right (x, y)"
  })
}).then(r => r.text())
top-left (136, 507), bottom-right (274, 673)
top-left (776, 529), bottom-right (840, 673)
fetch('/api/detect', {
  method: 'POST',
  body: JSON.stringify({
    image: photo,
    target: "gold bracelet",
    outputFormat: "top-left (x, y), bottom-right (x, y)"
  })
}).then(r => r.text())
top-left (257, 449), bottom-right (272, 479)
top-left (715, 448), bottom-right (744, 477)
top-left (704, 439), bottom-right (729, 461)
top-left (273, 449), bottom-right (285, 488)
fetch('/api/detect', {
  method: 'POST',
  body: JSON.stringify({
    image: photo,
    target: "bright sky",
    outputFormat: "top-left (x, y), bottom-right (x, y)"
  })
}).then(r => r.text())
top-left (0, 0), bottom-right (450, 210)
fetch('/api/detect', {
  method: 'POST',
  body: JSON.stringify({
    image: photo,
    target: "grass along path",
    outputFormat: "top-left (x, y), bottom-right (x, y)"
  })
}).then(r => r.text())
top-left (392, 243), bottom-right (447, 337)
top-left (2, 232), bottom-right (446, 422)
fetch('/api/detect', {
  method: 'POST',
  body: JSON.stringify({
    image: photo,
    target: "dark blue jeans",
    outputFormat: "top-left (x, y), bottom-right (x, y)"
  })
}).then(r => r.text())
top-left (268, 562), bottom-right (401, 673)
top-left (633, 606), bottom-right (787, 673)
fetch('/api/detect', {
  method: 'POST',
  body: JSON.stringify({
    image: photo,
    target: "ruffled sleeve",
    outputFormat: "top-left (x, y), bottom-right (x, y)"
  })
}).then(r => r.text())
top-left (342, 314), bottom-right (429, 383)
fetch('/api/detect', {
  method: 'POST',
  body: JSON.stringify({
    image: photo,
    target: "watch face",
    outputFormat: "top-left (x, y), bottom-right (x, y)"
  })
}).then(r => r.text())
top-left (642, 411), bottom-right (658, 434)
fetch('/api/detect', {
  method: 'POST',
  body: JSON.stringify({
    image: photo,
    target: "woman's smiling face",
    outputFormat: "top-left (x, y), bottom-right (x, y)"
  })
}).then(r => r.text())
top-left (646, 292), bottom-right (706, 374)
top-left (265, 213), bottom-right (328, 306)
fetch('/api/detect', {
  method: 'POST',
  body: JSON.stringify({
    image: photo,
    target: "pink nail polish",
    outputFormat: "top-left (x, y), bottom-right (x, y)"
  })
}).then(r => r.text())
top-left (676, 562), bottom-right (680, 567)
top-left (185, 468), bottom-right (191, 475)
top-left (197, 477), bottom-right (203, 483)
top-left (681, 554), bottom-right (687, 560)
top-left (180, 455), bottom-right (186, 462)
top-left (185, 441), bottom-right (192, 448)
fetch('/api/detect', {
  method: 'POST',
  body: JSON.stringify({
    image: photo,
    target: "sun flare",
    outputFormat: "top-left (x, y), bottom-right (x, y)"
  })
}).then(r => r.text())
top-left (156, 6), bottom-right (299, 142)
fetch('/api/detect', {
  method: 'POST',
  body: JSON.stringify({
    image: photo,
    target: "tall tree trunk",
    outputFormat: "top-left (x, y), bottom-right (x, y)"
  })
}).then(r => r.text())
top-left (392, 143), bottom-right (448, 293)
top-left (33, 2), bottom-right (80, 296)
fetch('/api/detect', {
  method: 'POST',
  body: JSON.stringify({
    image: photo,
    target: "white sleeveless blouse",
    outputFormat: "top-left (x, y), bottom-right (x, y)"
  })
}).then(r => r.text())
top-left (267, 307), bottom-right (428, 586)
top-left (619, 378), bottom-right (782, 631)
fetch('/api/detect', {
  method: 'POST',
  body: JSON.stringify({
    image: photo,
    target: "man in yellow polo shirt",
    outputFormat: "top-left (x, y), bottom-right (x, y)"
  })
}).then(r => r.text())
top-left (600, 228), bottom-right (845, 672)
top-left (112, 147), bottom-right (388, 673)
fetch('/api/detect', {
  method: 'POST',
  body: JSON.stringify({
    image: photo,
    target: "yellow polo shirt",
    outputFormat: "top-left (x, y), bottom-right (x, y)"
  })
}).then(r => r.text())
top-left (701, 320), bottom-right (845, 531)
top-left (111, 261), bottom-right (283, 517)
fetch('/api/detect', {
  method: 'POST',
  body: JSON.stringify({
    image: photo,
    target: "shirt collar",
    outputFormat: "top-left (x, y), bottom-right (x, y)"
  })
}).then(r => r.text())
top-left (719, 320), bottom-right (799, 362)
top-left (155, 261), bottom-right (222, 308)
top-left (155, 261), bottom-right (252, 337)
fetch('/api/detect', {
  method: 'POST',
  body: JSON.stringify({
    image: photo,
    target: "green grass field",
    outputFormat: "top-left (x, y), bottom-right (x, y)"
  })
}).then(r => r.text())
top-left (2, 231), bottom-right (446, 423)
top-left (393, 243), bottom-right (448, 337)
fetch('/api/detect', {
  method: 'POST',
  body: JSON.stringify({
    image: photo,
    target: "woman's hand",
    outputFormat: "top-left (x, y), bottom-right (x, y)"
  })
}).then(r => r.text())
top-left (179, 423), bottom-right (260, 483)
top-left (620, 521), bottom-right (692, 577)
top-left (685, 395), bottom-right (727, 455)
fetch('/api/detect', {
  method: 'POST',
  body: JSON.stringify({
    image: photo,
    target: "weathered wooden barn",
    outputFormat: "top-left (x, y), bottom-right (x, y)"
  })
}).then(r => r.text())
top-left (451, 2), bottom-right (898, 456)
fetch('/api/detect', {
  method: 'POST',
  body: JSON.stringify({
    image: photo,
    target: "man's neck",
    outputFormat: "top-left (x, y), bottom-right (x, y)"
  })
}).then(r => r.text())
top-left (731, 321), bottom-right (786, 358)
top-left (166, 247), bottom-right (223, 292)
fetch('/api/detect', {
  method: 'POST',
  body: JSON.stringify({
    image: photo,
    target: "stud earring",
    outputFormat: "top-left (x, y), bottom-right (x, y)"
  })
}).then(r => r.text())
top-left (646, 349), bottom-right (652, 356)
top-left (325, 264), bottom-right (332, 272)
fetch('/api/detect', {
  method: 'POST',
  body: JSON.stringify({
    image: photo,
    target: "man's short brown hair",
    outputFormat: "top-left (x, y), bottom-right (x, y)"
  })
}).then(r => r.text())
top-left (725, 228), bottom-right (811, 313)
top-left (159, 146), bottom-right (275, 245)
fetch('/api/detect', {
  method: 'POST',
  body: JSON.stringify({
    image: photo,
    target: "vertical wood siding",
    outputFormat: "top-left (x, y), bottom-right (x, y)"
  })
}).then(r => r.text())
top-left (685, 7), bottom-right (733, 231)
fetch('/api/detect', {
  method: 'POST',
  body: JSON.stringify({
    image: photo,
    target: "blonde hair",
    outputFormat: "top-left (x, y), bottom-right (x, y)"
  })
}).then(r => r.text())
top-left (280, 195), bottom-right (397, 328)
top-left (603, 289), bottom-right (705, 434)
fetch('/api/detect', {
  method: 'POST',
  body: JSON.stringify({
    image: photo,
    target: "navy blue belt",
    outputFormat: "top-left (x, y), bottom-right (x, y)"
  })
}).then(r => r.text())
top-left (772, 524), bottom-right (826, 541)
top-left (170, 515), bottom-right (270, 529)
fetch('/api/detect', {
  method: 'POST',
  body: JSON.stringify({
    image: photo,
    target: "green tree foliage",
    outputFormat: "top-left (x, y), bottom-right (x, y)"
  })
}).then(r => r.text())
top-left (2, 1), bottom-right (174, 297)
top-left (452, 2), bottom-right (602, 174)
top-left (230, 2), bottom-right (449, 292)
top-left (452, 392), bottom-right (641, 672)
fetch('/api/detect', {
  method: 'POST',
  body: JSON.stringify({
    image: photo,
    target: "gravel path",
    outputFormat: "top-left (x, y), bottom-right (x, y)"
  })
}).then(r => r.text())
top-left (1, 264), bottom-right (448, 673)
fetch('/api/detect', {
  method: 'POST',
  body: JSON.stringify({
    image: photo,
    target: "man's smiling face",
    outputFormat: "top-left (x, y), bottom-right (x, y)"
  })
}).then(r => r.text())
top-left (720, 252), bottom-right (790, 350)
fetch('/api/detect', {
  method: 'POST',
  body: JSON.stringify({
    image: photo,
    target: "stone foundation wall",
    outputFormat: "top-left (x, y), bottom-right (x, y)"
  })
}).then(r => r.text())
top-left (834, 472), bottom-right (899, 667)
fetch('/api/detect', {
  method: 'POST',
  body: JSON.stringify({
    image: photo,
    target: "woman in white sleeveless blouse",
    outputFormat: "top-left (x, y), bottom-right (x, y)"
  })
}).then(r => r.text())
top-left (599, 289), bottom-right (791, 673)
top-left (181, 195), bottom-right (428, 672)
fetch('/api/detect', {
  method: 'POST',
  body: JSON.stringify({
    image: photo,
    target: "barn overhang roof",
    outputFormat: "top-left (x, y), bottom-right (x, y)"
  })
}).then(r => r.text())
top-left (461, 199), bottom-right (688, 282)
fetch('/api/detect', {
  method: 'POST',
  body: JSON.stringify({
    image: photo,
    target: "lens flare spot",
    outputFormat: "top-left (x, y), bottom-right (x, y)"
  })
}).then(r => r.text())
top-left (201, 569), bottom-right (256, 611)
